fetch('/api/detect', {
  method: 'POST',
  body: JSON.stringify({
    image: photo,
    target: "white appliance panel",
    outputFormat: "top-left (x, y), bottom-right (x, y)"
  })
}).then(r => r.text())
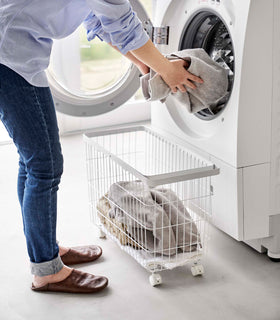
top-left (152, 0), bottom-right (272, 169)
top-left (209, 156), bottom-right (244, 240)
top-left (243, 163), bottom-right (270, 240)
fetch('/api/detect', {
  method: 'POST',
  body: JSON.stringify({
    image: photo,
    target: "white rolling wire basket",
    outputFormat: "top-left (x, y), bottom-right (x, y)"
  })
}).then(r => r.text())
top-left (83, 125), bottom-right (219, 286)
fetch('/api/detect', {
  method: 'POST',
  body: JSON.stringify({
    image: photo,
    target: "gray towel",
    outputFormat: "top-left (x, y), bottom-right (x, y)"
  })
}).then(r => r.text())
top-left (140, 48), bottom-right (229, 114)
top-left (108, 181), bottom-right (200, 256)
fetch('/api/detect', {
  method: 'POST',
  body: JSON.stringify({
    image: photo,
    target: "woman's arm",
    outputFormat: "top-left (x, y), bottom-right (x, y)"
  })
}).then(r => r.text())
top-left (84, 1), bottom-right (203, 93)
top-left (108, 40), bottom-right (203, 93)
top-left (85, 0), bottom-right (150, 55)
top-left (130, 39), bottom-right (203, 93)
top-left (108, 42), bottom-right (150, 75)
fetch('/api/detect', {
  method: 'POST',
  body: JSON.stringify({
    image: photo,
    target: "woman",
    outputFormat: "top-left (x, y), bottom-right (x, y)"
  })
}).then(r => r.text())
top-left (0, 0), bottom-right (203, 294)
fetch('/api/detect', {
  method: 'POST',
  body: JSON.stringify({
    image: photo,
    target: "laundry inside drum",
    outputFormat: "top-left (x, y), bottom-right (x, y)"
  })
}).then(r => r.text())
top-left (180, 11), bottom-right (235, 120)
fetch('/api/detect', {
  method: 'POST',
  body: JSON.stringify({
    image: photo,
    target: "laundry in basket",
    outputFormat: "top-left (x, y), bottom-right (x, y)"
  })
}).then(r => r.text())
top-left (84, 125), bottom-right (219, 285)
top-left (96, 193), bottom-right (142, 249)
top-left (98, 180), bottom-right (201, 256)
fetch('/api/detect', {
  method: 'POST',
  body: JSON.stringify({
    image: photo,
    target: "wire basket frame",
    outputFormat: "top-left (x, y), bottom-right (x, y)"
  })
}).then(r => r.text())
top-left (84, 126), bottom-right (219, 273)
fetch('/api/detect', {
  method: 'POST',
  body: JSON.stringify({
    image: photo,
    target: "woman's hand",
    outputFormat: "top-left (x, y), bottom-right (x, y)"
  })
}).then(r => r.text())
top-left (131, 39), bottom-right (203, 93)
top-left (159, 59), bottom-right (203, 93)
top-left (135, 58), bottom-right (203, 93)
top-left (135, 59), bottom-right (203, 93)
top-left (109, 39), bottom-right (203, 92)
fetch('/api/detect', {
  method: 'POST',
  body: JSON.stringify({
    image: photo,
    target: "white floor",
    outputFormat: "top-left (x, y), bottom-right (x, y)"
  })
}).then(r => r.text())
top-left (0, 133), bottom-right (279, 320)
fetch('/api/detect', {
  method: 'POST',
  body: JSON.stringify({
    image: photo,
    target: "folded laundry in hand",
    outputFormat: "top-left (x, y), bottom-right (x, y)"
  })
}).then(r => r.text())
top-left (107, 180), bottom-right (201, 256)
top-left (140, 48), bottom-right (229, 114)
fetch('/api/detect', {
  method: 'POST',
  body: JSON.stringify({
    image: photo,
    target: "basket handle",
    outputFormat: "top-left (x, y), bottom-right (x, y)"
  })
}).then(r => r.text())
top-left (143, 165), bottom-right (220, 187)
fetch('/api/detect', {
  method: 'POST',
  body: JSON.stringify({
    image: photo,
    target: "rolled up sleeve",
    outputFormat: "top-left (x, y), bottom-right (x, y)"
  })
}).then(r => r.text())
top-left (83, 12), bottom-right (111, 43)
top-left (85, 0), bottom-right (150, 54)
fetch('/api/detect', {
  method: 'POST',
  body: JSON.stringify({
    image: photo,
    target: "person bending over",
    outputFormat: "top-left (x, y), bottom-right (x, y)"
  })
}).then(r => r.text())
top-left (0, 0), bottom-right (203, 293)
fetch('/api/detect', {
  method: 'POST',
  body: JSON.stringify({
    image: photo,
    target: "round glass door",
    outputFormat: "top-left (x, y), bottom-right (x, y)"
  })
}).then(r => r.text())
top-left (179, 11), bottom-right (235, 121)
top-left (47, 0), bottom-right (153, 117)
top-left (48, 31), bottom-right (131, 98)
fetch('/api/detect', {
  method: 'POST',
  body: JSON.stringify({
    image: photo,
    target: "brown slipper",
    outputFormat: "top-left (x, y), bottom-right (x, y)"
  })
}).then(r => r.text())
top-left (60, 245), bottom-right (102, 265)
top-left (31, 269), bottom-right (108, 293)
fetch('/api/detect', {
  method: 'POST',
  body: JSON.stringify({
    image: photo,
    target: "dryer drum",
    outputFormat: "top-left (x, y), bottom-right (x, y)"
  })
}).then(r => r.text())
top-left (180, 11), bottom-right (235, 120)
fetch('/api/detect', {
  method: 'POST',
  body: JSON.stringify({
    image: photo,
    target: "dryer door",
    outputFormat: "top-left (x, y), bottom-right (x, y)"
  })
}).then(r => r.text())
top-left (47, 0), bottom-right (153, 117)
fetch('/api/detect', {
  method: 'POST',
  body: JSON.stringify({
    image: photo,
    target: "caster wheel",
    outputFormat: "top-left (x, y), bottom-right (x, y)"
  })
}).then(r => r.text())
top-left (149, 273), bottom-right (162, 287)
top-left (191, 264), bottom-right (204, 277)
top-left (98, 229), bottom-right (106, 239)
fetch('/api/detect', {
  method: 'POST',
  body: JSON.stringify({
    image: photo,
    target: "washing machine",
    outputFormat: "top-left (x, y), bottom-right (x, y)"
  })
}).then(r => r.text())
top-left (48, 0), bottom-right (280, 259)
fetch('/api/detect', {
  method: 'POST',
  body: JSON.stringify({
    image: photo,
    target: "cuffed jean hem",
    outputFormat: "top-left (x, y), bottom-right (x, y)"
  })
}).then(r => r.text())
top-left (30, 255), bottom-right (64, 276)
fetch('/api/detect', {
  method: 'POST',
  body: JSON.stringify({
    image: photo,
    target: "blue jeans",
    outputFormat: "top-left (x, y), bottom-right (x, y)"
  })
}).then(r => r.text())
top-left (0, 64), bottom-right (64, 276)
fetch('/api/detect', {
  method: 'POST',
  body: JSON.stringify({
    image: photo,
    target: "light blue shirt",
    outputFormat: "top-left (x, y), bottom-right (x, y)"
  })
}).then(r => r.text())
top-left (0, 0), bottom-right (150, 87)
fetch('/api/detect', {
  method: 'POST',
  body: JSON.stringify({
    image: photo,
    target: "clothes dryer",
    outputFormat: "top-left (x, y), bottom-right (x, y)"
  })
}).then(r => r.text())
top-left (151, 0), bottom-right (280, 259)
